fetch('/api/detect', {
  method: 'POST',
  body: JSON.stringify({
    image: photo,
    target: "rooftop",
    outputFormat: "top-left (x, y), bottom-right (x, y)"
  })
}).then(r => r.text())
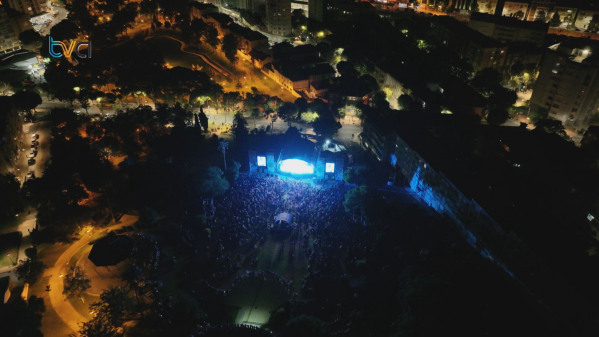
top-left (433, 17), bottom-right (506, 49)
top-left (226, 22), bottom-right (268, 41)
top-left (470, 12), bottom-right (549, 32)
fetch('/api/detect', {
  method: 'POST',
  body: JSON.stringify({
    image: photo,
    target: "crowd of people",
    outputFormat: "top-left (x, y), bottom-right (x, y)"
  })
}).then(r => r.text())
top-left (203, 174), bottom-right (357, 290)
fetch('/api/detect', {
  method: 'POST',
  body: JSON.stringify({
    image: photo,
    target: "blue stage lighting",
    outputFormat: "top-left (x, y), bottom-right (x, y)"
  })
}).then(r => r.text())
top-left (279, 159), bottom-right (314, 175)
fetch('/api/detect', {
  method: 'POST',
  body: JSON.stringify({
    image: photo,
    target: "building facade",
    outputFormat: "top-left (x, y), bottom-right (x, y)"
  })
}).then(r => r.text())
top-left (0, 6), bottom-right (21, 55)
top-left (530, 42), bottom-right (599, 126)
top-left (6, 0), bottom-right (49, 15)
top-left (265, 0), bottom-right (292, 36)
top-left (308, 0), bottom-right (323, 22)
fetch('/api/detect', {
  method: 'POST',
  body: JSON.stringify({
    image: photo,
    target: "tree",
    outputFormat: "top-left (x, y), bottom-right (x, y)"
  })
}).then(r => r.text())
top-left (587, 14), bottom-right (599, 33)
top-left (371, 90), bottom-right (389, 109)
top-left (300, 111), bottom-right (319, 123)
top-left (535, 10), bottom-right (547, 22)
top-left (204, 26), bottom-right (221, 51)
top-left (63, 265), bottom-right (91, 299)
top-left (285, 315), bottom-right (330, 337)
top-left (198, 166), bottom-right (229, 199)
top-left (312, 114), bottom-right (341, 139)
top-left (49, 20), bottom-right (80, 41)
top-left (278, 102), bottom-right (298, 120)
top-left (470, 0), bottom-right (479, 12)
top-left (138, 206), bottom-right (158, 227)
top-left (90, 287), bottom-right (134, 328)
top-left (514, 10), bottom-right (525, 20)
top-left (397, 94), bottom-right (422, 112)
top-left (0, 173), bottom-right (24, 220)
top-left (222, 91), bottom-right (242, 112)
top-left (470, 68), bottom-right (502, 95)
top-left (16, 257), bottom-right (45, 284)
top-left (78, 309), bottom-right (122, 337)
top-left (12, 91), bottom-right (42, 114)
top-left (19, 29), bottom-right (42, 45)
top-left (250, 107), bottom-right (261, 127)
top-left (344, 185), bottom-right (376, 214)
top-left (550, 12), bottom-right (562, 27)
top-left (0, 298), bottom-right (45, 337)
top-left (226, 160), bottom-right (241, 183)
top-left (198, 107), bottom-right (209, 131)
top-left (488, 87), bottom-right (518, 110)
top-left (486, 108), bottom-right (509, 125)
top-left (232, 111), bottom-right (248, 138)
top-left (221, 33), bottom-right (239, 65)
top-left (295, 97), bottom-right (309, 114)
top-left (343, 167), bottom-right (365, 185)
top-left (510, 62), bottom-right (526, 78)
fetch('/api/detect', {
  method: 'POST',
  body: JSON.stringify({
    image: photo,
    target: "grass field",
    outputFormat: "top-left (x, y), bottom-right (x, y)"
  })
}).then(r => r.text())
top-left (0, 231), bottom-right (21, 267)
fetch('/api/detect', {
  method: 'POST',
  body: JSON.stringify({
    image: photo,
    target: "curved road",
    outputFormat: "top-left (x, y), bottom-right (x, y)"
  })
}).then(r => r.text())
top-left (152, 35), bottom-right (234, 79)
top-left (46, 219), bottom-right (134, 333)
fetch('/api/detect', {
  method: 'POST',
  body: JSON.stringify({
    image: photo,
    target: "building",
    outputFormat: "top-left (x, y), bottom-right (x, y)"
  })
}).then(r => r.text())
top-left (262, 44), bottom-right (335, 93)
top-left (0, 6), bottom-right (21, 55)
top-left (249, 49), bottom-right (272, 68)
top-left (291, 0), bottom-right (308, 16)
top-left (265, 0), bottom-right (292, 36)
top-left (430, 17), bottom-right (508, 72)
top-left (204, 12), bottom-right (234, 35)
top-left (468, 12), bottom-right (548, 47)
top-left (308, 0), bottom-right (323, 22)
top-left (501, 0), bottom-right (531, 18)
top-left (6, 0), bottom-right (49, 15)
top-left (530, 41), bottom-right (599, 126)
top-left (228, 23), bottom-right (269, 53)
top-left (0, 96), bottom-right (23, 172)
top-left (478, 0), bottom-right (499, 14)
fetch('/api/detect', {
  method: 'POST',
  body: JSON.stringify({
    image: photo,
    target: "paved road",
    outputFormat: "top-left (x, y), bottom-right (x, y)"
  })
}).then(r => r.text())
top-left (45, 218), bottom-right (135, 333)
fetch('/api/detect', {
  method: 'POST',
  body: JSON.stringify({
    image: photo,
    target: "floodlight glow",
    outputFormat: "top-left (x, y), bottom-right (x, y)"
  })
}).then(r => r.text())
top-left (325, 163), bottom-right (335, 173)
top-left (279, 159), bottom-right (314, 175)
top-left (257, 156), bottom-right (266, 167)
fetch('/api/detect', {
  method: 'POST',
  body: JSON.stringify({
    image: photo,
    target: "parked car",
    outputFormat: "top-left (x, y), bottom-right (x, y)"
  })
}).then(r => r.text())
top-left (31, 133), bottom-right (38, 140)
top-left (28, 150), bottom-right (36, 158)
top-left (27, 158), bottom-right (35, 166)
top-left (26, 171), bottom-right (35, 180)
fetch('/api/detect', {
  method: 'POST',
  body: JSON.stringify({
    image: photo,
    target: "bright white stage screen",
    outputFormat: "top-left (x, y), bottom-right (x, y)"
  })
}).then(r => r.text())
top-left (325, 163), bottom-right (335, 173)
top-left (279, 159), bottom-right (314, 175)
top-left (257, 156), bottom-right (266, 167)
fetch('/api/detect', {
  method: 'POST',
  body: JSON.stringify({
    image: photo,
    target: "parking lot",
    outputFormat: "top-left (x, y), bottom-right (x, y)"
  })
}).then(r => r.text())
top-left (15, 121), bottom-right (51, 185)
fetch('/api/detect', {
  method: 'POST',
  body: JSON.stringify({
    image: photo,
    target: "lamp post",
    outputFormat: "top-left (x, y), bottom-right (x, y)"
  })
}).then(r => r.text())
top-left (7, 253), bottom-right (14, 265)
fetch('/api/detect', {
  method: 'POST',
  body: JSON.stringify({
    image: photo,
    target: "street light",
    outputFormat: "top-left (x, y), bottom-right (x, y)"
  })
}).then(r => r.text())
top-left (7, 253), bottom-right (14, 265)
